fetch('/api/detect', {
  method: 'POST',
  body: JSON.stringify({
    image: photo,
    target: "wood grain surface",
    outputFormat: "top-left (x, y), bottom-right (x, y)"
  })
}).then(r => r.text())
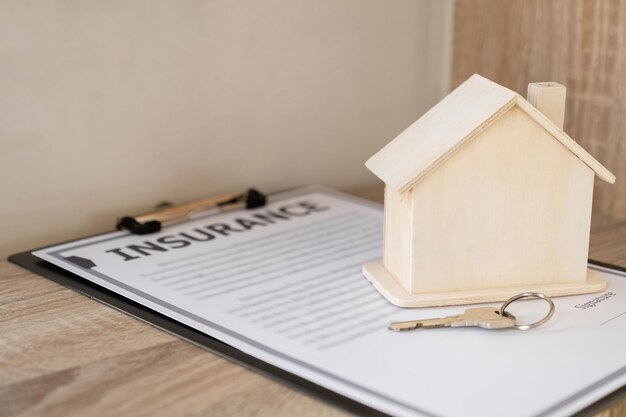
top-left (453, 0), bottom-right (626, 220)
top-left (1, 185), bottom-right (625, 417)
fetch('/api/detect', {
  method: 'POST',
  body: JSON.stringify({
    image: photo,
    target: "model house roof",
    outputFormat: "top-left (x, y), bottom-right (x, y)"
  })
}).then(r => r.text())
top-left (366, 74), bottom-right (616, 194)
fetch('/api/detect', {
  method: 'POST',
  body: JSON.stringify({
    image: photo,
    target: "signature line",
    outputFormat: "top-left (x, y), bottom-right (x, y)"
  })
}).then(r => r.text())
top-left (600, 311), bottom-right (626, 326)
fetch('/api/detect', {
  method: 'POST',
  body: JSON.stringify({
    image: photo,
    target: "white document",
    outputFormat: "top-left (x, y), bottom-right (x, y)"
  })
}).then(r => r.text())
top-left (34, 186), bottom-right (626, 417)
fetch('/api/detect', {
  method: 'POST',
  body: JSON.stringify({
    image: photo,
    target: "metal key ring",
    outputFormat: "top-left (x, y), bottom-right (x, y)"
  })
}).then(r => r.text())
top-left (499, 292), bottom-right (555, 330)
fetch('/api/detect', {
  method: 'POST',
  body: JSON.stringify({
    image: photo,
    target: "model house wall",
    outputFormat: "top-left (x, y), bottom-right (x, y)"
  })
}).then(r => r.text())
top-left (384, 106), bottom-right (595, 294)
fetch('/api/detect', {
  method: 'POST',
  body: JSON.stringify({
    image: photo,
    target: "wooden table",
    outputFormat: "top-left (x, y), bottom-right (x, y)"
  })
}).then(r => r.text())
top-left (1, 185), bottom-right (625, 417)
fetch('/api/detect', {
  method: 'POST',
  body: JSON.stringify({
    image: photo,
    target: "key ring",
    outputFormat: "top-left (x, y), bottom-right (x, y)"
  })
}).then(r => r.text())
top-left (499, 292), bottom-right (555, 330)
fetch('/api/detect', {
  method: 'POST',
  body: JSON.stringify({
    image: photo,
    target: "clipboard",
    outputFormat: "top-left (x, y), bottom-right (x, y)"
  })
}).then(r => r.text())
top-left (8, 187), bottom-right (626, 417)
top-left (8, 248), bottom-right (387, 416)
top-left (8, 187), bottom-right (387, 416)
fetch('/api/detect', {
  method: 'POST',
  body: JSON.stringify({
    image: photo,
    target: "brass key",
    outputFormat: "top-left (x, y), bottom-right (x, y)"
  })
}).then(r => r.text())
top-left (388, 307), bottom-right (516, 331)
top-left (388, 292), bottom-right (556, 332)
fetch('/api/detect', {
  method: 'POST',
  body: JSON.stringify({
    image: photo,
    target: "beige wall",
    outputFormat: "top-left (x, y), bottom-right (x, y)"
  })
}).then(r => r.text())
top-left (1, 0), bottom-right (453, 257)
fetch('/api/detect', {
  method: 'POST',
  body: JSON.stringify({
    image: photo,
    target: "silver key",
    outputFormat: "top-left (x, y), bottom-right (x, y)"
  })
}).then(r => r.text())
top-left (388, 307), bottom-right (516, 332)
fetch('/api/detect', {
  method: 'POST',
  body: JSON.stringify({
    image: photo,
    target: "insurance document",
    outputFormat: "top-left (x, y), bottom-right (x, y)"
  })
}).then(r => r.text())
top-left (34, 186), bottom-right (626, 417)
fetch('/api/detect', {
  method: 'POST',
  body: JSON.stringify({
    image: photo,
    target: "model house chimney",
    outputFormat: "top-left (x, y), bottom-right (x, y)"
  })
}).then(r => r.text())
top-left (527, 82), bottom-right (566, 129)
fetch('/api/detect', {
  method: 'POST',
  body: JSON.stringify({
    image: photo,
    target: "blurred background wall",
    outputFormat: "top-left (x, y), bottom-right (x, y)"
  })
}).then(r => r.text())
top-left (4, 0), bottom-right (625, 259)
top-left (0, 0), bottom-right (454, 257)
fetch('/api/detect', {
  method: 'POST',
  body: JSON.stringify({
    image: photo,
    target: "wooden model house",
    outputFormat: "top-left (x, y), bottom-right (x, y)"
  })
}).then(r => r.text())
top-left (362, 74), bottom-right (616, 307)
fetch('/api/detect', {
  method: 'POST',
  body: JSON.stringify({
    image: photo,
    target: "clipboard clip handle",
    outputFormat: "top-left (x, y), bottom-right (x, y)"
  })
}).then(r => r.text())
top-left (117, 188), bottom-right (266, 235)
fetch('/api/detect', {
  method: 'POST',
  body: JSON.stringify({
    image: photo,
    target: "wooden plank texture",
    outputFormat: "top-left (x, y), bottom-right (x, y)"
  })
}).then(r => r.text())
top-left (1, 185), bottom-right (625, 416)
top-left (453, 0), bottom-right (626, 219)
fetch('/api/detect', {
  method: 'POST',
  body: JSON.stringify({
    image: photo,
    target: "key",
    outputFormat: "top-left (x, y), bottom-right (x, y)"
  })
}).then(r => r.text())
top-left (388, 307), bottom-right (516, 332)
